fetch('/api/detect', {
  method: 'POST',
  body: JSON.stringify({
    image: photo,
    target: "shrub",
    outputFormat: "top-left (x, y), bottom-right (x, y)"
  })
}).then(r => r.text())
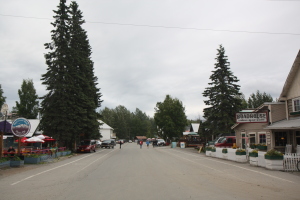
top-left (0, 157), bottom-right (9, 163)
top-left (236, 149), bottom-right (246, 153)
top-left (11, 156), bottom-right (22, 161)
top-left (250, 149), bottom-right (258, 154)
top-left (265, 149), bottom-right (283, 156)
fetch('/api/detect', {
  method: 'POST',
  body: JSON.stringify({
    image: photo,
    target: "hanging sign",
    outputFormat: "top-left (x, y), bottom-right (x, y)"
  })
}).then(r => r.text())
top-left (11, 118), bottom-right (31, 137)
top-left (236, 112), bottom-right (268, 123)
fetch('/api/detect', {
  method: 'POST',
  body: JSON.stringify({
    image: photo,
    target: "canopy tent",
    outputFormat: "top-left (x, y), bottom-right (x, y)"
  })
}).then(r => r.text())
top-left (0, 120), bottom-right (12, 133)
top-left (25, 136), bottom-right (45, 143)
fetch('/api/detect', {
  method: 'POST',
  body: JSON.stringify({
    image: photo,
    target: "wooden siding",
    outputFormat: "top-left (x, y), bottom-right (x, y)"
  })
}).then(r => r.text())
top-left (270, 104), bottom-right (286, 123)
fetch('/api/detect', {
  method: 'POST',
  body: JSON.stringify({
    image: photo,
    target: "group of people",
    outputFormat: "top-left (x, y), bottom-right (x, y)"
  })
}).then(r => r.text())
top-left (138, 140), bottom-right (155, 149)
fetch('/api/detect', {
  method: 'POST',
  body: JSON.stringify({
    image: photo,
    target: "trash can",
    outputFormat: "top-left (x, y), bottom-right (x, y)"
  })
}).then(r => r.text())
top-left (180, 142), bottom-right (185, 148)
top-left (171, 142), bottom-right (177, 148)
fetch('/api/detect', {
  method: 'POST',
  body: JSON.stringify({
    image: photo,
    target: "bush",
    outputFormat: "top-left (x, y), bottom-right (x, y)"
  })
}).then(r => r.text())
top-left (24, 154), bottom-right (41, 158)
top-left (265, 149), bottom-right (283, 156)
top-left (0, 157), bottom-right (9, 163)
top-left (250, 149), bottom-right (258, 154)
top-left (11, 156), bottom-right (22, 161)
top-left (236, 149), bottom-right (246, 153)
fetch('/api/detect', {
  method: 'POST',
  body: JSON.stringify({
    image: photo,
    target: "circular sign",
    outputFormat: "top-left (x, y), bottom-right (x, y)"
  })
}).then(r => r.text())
top-left (11, 118), bottom-right (31, 137)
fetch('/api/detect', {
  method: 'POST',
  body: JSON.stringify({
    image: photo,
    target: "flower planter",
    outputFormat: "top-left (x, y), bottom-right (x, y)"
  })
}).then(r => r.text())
top-left (62, 152), bottom-right (67, 156)
top-left (222, 149), bottom-right (228, 154)
top-left (10, 160), bottom-right (24, 167)
top-left (264, 155), bottom-right (283, 160)
top-left (250, 144), bottom-right (256, 149)
top-left (40, 155), bottom-right (48, 161)
top-left (56, 152), bottom-right (62, 157)
top-left (0, 161), bottom-right (10, 168)
top-left (66, 150), bottom-right (71, 155)
top-left (236, 152), bottom-right (246, 155)
top-left (24, 157), bottom-right (41, 164)
top-left (249, 152), bottom-right (258, 157)
top-left (257, 145), bottom-right (267, 150)
top-left (249, 156), bottom-right (258, 166)
top-left (222, 153), bottom-right (228, 159)
top-left (265, 159), bottom-right (283, 170)
top-left (205, 150), bottom-right (211, 157)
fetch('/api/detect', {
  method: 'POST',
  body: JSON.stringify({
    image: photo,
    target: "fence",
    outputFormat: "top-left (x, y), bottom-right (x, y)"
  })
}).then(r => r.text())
top-left (283, 153), bottom-right (300, 172)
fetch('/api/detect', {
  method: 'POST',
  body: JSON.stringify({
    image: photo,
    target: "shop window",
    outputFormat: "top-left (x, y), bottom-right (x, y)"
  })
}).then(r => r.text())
top-left (275, 132), bottom-right (287, 146)
top-left (249, 133), bottom-right (256, 144)
top-left (259, 134), bottom-right (266, 144)
top-left (293, 98), bottom-right (300, 112)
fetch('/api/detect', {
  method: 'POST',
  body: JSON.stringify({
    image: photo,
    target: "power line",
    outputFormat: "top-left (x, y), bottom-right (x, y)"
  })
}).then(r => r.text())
top-left (1, 13), bottom-right (299, 36)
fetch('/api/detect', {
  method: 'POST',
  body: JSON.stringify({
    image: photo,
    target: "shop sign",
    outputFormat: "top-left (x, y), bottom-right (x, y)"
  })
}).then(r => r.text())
top-left (236, 112), bottom-right (268, 123)
top-left (11, 118), bottom-right (31, 137)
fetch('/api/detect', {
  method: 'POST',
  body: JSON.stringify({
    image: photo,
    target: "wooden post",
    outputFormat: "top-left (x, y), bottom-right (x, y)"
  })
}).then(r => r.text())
top-left (18, 139), bottom-right (21, 156)
top-left (0, 131), bottom-right (3, 158)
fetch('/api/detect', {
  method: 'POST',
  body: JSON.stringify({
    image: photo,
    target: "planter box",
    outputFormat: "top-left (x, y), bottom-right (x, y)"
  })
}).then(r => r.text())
top-left (62, 152), bottom-right (67, 156)
top-left (211, 152), bottom-right (216, 157)
top-left (264, 155), bottom-right (283, 160)
top-left (10, 160), bottom-right (24, 167)
top-left (56, 152), bottom-right (62, 157)
top-left (250, 145), bottom-right (256, 149)
top-left (222, 153), bottom-right (228, 159)
top-left (249, 152), bottom-right (258, 157)
top-left (40, 155), bottom-right (48, 161)
top-left (235, 152), bottom-right (246, 155)
top-left (265, 159), bottom-right (283, 170)
top-left (249, 157), bottom-right (258, 166)
top-left (66, 151), bottom-right (71, 155)
top-left (222, 149), bottom-right (228, 154)
top-left (236, 155), bottom-right (247, 162)
top-left (257, 145), bottom-right (267, 150)
top-left (211, 149), bottom-right (216, 152)
top-left (24, 157), bottom-right (41, 164)
top-left (0, 161), bottom-right (10, 168)
top-left (205, 150), bottom-right (211, 157)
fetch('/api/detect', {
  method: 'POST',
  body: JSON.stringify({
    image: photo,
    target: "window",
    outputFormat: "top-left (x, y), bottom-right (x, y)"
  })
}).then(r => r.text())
top-left (274, 132), bottom-right (287, 146)
top-left (259, 134), bottom-right (266, 144)
top-left (296, 131), bottom-right (300, 145)
top-left (293, 98), bottom-right (300, 112)
top-left (249, 133), bottom-right (256, 144)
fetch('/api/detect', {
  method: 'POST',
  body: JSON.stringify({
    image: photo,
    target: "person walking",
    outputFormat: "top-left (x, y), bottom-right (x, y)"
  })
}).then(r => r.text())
top-left (146, 140), bottom-right (150, 148)
top-left (119, 141), bottom-right (122, 149)
top-left (139, 140), bottom-right (143, 149)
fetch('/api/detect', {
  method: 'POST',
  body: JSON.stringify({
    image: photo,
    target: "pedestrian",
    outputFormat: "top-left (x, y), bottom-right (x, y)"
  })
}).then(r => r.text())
top-left (139, 140), bottom-right (143, 149)
top-left (146, 140), bottom-right (150, 148)
top-left (119, 140), bottom-right (122, 149)
top-left (7, 146), bottom-right (15, 157)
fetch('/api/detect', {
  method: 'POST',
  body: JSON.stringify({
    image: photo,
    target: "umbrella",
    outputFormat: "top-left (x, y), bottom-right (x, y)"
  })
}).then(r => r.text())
top-left (25, 136), bottom-right (45, 143)
top-left (15, 137), bottom-right (27, 143)
top-left (37, 135), bottom-right (56, 142)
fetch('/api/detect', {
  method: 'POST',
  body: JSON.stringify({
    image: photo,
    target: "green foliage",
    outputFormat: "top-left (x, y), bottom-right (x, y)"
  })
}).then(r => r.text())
top-left (40, 0), bottom-right (102, 149)
top-left (0, 157), bottom-right (9, 163)
top-left (202, 45), bottom-right (242, 136)
top-left (15, 79), bottom-right (39, 119)
top-left (11, 156), bottom-right (22, 161)
top-left (24, 154), bottom-right (41, 158)
top-left (154, 95), bottom-right (188, 140)
top-left (100, 106), bottom-right (156, 140)
top-left (248, 90), bottom-right (273, 108)
top-left (0, 84), bottom-right (6, 110)
top-left (236, 149), bottom-right (246, 153)
top-left (265, 149), bottom-right (283, 156)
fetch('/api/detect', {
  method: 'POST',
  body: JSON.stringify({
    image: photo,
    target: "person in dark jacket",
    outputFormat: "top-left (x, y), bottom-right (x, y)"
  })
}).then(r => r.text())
top-left (7, 146), bottom-right (15, 157)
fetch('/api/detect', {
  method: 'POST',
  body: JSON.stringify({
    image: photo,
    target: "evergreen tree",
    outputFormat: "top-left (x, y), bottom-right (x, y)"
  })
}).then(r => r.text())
top-left (154, 95), bottom-right (187, 140)
top-left (40, 0), bottom-right (102, 149)
top-left (0, 84), bottom-right (6, 110)
top-left (69, 1), bottom-right (102, 139)
top-left (202, 45), bottom-right (242, 136)
top-left (16, 79), bottom-right (39, 119)
top-left (248, 90), bottom-right (273, 108)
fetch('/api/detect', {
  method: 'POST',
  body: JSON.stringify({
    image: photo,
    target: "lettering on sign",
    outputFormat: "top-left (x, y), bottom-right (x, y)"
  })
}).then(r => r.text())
top-left (236, 112), bottom-right (268, 123)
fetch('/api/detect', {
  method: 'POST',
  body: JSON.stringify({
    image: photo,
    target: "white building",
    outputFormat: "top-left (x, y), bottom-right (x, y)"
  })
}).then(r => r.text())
top-left (98, 120), bottom-right (115, 140)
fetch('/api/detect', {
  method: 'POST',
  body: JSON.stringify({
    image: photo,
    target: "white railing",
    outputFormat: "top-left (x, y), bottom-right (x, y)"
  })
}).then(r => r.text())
top-left (283, 153), bottom-right (300, 172)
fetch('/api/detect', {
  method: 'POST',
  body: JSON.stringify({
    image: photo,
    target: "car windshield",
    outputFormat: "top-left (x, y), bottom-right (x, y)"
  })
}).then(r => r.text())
top-left (158, 139), bottom-right (164, 142)
top-left (103, 140), bottom-right (111, 143)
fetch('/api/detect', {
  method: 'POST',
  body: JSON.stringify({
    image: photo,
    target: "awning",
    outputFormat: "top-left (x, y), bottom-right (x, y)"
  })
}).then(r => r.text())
top-left (265, 118), bottom-right (300, 130)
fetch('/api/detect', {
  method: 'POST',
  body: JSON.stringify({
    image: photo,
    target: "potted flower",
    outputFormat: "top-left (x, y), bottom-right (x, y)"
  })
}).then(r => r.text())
top-left (222, 148), bottom-right (228, 154)
top-left (24, 154), bottom-right (41, 164)
top-left (249, 149), bottom-right (258, 166)
top-left (0, 157), bottom-right (10, 168)
top-left (264, 149), bottom-right (283, 170)
top-left (235, 149), bottom-right (247, 162)
top-left (250, 143), bottom-right (257, 149)
top-left (10, 156), bottom-right (24, 167)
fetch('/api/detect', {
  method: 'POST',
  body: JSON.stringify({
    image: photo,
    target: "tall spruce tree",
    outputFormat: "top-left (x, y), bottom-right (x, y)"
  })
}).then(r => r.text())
top-left (16, 79), bottom-right (39, 119)
top-left (202, 45), bottom-right (242, 136)
top-left (40, 0), bottom-right (102, 149)
top-left (248, 90), bottom-right (273, 108)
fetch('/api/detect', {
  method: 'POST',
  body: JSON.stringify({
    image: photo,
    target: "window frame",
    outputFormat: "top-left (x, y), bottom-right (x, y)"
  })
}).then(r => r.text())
top-left (292, 98), bottom-right (300, 112)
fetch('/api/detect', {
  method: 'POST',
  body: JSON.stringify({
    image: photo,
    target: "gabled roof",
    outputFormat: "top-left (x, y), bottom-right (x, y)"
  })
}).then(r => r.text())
top-left (279, 50), bottom-right (300, 101)
top-left (190, 123), bottom-right (200, 132)
top-left (265, 117), bottom-right (300, 129)
top-left (98, 120), bottom-right (113, 130)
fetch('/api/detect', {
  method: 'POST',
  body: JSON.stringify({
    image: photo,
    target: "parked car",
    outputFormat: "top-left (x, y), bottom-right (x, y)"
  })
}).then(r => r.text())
top-left (214, 136), bottom-right (236, 147)
top-left (157, 139), bottom-right (166, 146)
top-left (101, 140), bottom-right (115, 149)
top-left (96, 140), bottom-right (102, 148)
top-left (128, 140), bottom-right (132, 143)
top-left (77, 139), bottom-right (96, 153)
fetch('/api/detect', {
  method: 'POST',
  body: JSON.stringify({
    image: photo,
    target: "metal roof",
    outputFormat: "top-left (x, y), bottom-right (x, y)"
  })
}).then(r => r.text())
top-left (98, 120), bottom-right (113, 130)
top-left (265, 118), bottom-right (300, 130)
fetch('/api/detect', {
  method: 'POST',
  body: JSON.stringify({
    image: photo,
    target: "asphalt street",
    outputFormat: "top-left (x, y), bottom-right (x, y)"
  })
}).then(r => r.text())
top-left (0, 143), bottom-right (300, 200)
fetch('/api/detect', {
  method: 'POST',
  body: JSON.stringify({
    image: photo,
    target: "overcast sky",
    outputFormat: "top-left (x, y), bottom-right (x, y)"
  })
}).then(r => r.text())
top-left (0, 0), bottom-right (299, 120)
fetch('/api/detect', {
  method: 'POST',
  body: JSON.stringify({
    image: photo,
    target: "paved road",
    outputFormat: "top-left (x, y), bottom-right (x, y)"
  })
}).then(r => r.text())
top-left (1, 143), bottom-right (300, 200)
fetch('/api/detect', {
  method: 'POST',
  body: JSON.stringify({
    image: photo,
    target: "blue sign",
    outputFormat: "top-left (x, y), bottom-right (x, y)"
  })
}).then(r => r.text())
top-left (11, 118), bottom-right (31, 137)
